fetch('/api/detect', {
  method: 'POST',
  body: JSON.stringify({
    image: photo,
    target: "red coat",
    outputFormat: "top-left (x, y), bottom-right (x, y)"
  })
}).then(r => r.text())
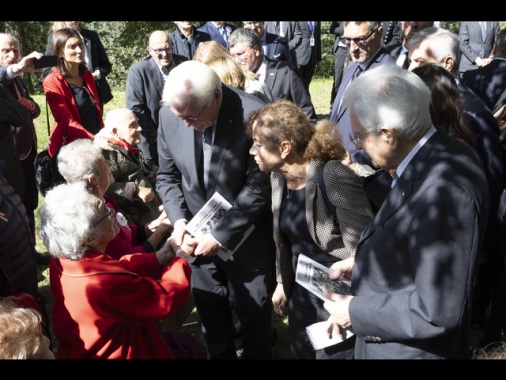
top-left (50, 251), bottom-right (191, 359)
top-left (42, 68), bottom-right (103, 157)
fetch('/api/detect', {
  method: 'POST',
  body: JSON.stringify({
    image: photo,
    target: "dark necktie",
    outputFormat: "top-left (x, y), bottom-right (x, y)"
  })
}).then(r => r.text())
top-left (203, 126), bottom-right (213, 187)
top-left (402, 52), bottom-right (410, 69)
top-left (352, 65), bottom-right (363, 81)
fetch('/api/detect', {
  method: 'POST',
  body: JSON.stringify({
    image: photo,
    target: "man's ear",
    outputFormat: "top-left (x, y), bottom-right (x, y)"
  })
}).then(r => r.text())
top-left (440, 55), bottom-right (455, 73)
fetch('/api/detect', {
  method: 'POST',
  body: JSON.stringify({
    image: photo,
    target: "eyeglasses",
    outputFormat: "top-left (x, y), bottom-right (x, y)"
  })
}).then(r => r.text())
top-left (170, 101), bottom-right (210, 122)
top-left (150, 46), bottom-right (173, 55)
top-left (340, 28), bottom-right (378, 47)
top-left (92, 207), bottom-right (113, 228)
top-left (349, 132), bottom-right (371, 148)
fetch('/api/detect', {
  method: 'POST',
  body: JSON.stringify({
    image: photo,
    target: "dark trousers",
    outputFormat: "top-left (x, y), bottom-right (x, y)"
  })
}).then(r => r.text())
top-left (330, 46), bottom-right (349, 107)
top-left (190, 255), bottom-right (274, 359)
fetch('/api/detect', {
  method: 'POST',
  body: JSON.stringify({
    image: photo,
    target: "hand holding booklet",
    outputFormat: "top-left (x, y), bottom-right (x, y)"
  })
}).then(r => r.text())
top-left (306, 321), bottom-right (354, 350)
top-left (295, 253), bottom-right (352, 302)
top-left (185, 192), bottom-right (254, 261)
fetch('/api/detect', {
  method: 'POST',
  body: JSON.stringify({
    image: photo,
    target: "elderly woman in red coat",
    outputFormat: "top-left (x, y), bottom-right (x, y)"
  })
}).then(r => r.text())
top-left (39, 182), bottom-right (206, 359)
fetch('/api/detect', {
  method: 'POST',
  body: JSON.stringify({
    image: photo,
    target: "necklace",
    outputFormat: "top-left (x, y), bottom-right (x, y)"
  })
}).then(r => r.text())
top-left (286, 185), bottom-right (293, 199)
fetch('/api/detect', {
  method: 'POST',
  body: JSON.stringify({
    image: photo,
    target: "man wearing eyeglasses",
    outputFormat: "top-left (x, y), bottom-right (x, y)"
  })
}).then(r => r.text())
top-left (384, 21), bottom-right (434, 68)
top-left (126, 30), bottom-right (187, 171)
top-left (329, 21), bottom-right (396, 167)
top-left (156, 60), bottom-right (276, 359)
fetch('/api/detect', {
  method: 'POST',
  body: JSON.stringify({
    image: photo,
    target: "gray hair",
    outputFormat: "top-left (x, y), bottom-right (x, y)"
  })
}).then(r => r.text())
top-left (39, 182), bottom-right (103, 260)
top-left (342, 64), bottom-right (432, 141)
top-left (57, 138), bottom-right (104, 186)
top-left (228, 27), bottom-right (261, 50)
top-left (407, 27), bottom-right (461, 76)
top-left (103, 108), bottom-right (135, 133)
top-left (161, 60), bottom-right (222, 109)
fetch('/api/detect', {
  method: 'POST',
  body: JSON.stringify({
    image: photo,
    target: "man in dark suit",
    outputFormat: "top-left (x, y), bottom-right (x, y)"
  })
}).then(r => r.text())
top-left (264, 21), bottom-right (303, 64)
top-left (126, 31), bottom-right (187, 169)
top-left (43, 22), bottom-right (113, 110)
top-left (462, 28), bottom-right (506, 111)
top-left (384, 21), bottom-right (434, 68)
top-left (459, 21), bottom-right (501, 77)
top-left (324, 64), bottom-right (489, 359)
top-left (156, 60), bottom-right (275, 359)
top-left (170, 21), bottom-right (211, 60)
top-left (197, 21), bottom-right (237, 49)
top-left (297, 21), bottom-right (322, 89)
top-left (329, 22), bottom-right (348, 109)
top-left (330, 21), bottom-right (396, 165)
top-left (409, 27), bottom-right (503, 345)
top-left (229, 28), bottom-right (317, 123)
top-left (0, 34), bottom-right (46, 264)
top-left (243, 21), bottom-right (292, 62)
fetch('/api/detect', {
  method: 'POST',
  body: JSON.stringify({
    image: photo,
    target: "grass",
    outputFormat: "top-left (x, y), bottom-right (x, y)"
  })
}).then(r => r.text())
top-left (33, 77), bottom-right (333, 359)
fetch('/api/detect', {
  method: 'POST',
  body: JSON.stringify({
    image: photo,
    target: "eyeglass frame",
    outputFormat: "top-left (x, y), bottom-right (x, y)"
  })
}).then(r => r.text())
top-left (91, 206), bottom-right (113, 228)
top-left (149, 46), bottom-right (173, 55)
top-left (349, 131), bottom-right (371, 148)
top-left (169, 100), bottom-right (211, 122)
top-left (339, 28), bottom-right (378, 47)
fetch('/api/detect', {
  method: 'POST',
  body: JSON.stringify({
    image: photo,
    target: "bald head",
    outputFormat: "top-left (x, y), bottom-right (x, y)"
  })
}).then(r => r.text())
top-left (148, 30), bottom-right (173, 67)
top-left (0, 33), bottom-right (20, 66)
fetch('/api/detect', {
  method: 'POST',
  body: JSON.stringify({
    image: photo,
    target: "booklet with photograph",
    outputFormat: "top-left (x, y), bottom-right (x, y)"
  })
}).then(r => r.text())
top-left (306, 321), bottom-right (354, 350)
top-left (186, 192), bottom-right (254, 261)
top-left (295, 253), bottom-right (352, 302)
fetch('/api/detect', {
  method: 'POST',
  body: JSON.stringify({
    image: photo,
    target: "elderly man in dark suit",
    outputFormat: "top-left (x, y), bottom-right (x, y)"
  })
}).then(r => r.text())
top-left (243, 21), bottom-right (292, 62)
top-left (126, 31), bottom-right (187, 169)
top-left (330, 21), bottom-right (396, 166)
top-left (0, 33), bottom-right (46, 264)
top-left (229, 28), bottom-right (317, 124)
top-left (156, 60), bottom-right (276, 359)
top-left (462, 28), bottom-right (506, 112)
top-left (324, 64), bottom-right (489, 359)
top-left (408, 26), bottom-right (504, 346)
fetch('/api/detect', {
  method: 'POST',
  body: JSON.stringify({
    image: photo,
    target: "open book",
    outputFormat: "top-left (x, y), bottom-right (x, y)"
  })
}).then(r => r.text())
top-left (185, 192), bottom-right (254, 261)
top-left (295, 253), bottom-right (352, 302)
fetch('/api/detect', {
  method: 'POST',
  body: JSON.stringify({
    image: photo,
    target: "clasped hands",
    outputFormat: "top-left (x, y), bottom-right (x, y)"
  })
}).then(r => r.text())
top-left (170, 219), bottom-right (221, 258)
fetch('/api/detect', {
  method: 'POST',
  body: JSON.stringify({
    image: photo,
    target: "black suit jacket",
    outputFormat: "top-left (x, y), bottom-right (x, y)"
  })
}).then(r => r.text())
top-left (263, 32), bottom-right (292, 63)
top-left (462, 58), bottom-right (506, 111)
top-left (156, 85), bottom-right (275, 270)
top-left (263, 57), bottom-right (317, 123)
top-left (44, 28), bottom-right (113, 105)
top-left (170, 26), bottom-right (211, 60)
top-left (125, 54), bottom-right (187, 164)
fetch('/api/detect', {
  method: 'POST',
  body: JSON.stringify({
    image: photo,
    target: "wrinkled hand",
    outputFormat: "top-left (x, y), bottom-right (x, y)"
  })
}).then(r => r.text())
top-left (138, 185), bottom-right (155, 203)
top-left (155, 237), bottom-right (177, 266)
top-left (11, 51), bottom-right (44, 74)
top-left (272, 283), bottom-right (287, 317)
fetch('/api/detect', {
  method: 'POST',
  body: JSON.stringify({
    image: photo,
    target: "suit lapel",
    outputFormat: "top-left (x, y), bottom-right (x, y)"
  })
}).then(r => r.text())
top-left (148, 58), bottom-right (164, 97)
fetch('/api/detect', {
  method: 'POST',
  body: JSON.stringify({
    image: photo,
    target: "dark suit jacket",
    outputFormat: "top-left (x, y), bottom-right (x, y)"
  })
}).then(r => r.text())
top-left (0, 67), bottom-right (40, 160)
top-left (330, 48), bottom-right (396, 164)
top-left (44, 27), bottom-right (113, 105)
top-left (459, 21), bottom-right (500, 73)
top-left (381, 21), bottom-right (402, 49)
top-left (351, 128), bottom-right (489, 359)
top-left (263, 57), bottom-right (317, 123)
top-left (263, 32), bottom-right (292, 63)
top-left (462, 58), bottom-right (506, 111)
top-left (125, 54), bottom-right (187, 164)
top-left (458, 80), bottom-right (503, 254)
top-left (264, 21), bottom-right (303, 64)
top-left (197, 22), bottom-right (236, 48)
top-left (0, 84), bottom-right (31, 198)
top-left (156, 85), bottom-right (274, 270)
top-left (170, 26), bottom-right (211, 60)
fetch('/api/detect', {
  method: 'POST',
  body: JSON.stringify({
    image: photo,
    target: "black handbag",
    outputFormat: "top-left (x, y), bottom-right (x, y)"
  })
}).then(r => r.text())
top-left (34, 100), bottom-right (65, 197)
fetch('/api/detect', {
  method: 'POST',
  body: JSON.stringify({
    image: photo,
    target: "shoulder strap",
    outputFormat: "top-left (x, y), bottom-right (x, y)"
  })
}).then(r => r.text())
top-left (317, 162), bottom-right (337, 220)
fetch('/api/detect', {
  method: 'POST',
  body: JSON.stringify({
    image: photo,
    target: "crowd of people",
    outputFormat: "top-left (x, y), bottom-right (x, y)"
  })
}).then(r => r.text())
top-left (1, 21), bottom-right (505, 360)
